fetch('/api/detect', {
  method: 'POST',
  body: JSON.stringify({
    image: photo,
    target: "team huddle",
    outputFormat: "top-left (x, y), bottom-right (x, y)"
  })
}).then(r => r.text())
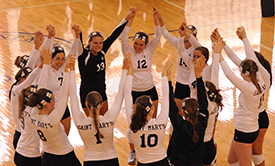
top-left (9, 5), bottom-right (271, 166)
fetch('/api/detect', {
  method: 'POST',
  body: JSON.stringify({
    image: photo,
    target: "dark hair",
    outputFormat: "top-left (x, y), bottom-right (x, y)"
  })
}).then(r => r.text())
top-left (28, 88), bottom-right (53, 109)
top-left (18, 85), bottom-right (32, 118)
top-left (130, 95), bottom-right (152, 133)
top-left (205, 81), bottom-right (223, 110)
top-left (51, 46), bottom-right (65, 59)
top-left (182, 98), bottom-right (199, 143)
top-left (240, 59), bottom-right (262, 93)
top-left (186, 25), bottom-right (198, 37)
top-left (86, 91), bottom-right (104, 139)
top-left (254, 51), bottom-right (272, 86)
top-left (194, 46), bottom-right (209, 63)
top-left (9, 67), bottom-right (32, 101)
top-left (14, 55), bottom-right (29, 68)
top-left (133, 32), bottom-right (149, 45)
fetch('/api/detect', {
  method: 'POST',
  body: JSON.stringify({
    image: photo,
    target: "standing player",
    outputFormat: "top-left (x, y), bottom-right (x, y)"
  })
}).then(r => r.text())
top-left (121, 5), bottom-right (162, 164)
top-left (167, 56), bottom-right (209, 166)
top-left (219, 27), bottom-right (270, 166)
top-left (71, 8), bottom-right (136, 117)
top-left (124, 54), bottom-right (172, 166)
top-left (28, 48), bottom-right (81, 166)
top-left (155, 9), bottom-right (201, 109)
top-left (69, 54), bottom-right (131, 166)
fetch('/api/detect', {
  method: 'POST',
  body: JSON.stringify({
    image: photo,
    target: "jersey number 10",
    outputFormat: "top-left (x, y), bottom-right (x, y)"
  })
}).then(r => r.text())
top-left (140, 134), bottom-right (158, 148)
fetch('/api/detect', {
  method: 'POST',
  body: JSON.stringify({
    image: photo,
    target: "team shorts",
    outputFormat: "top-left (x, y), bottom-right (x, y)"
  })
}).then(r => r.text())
top-left (13, 130), bottom-right (21, 149)
top-left (132, 86), bottom-right (158, 104)
top-left (80, 88), bottom-right (107, 108)
top-left (258, 110), bottom-right (269, 129)
top-left (234, 129), bottom-right (259, 143)
top-left (14, 151), bottom-right (41, 166)
top-left (42, 151), bottom-right (81, 166)
top-left (84, 157), bottom-right (119, 166)
top-left (174, 82), bottom-right (190, 100)
top-left (61, 106), bottom-right (71, 121)
top-left (137, 157), bottom-right (170, 166)
top-left (203, 138), bottom-right (217, 165)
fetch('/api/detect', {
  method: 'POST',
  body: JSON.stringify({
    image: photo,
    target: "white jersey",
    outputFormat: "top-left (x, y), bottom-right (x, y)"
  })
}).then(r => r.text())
top-left (221, 38), bottom-right (270, 132)
top-left (121, 26), bottom-right (161, 91)
top-left (178, 36), bottom-right (217, 98)
top-left (69, 70), bottom-right (127, 161)
top-left (30, 72), bottom-right (72, 155)
top-left (161, 26), bottom-right (200, 85)
top-left (10, 68), bottom-right (41, 132)
top-left (16, 106), bottom-right (40, 157)
top-left (125, 75), bottom-right (169, 164)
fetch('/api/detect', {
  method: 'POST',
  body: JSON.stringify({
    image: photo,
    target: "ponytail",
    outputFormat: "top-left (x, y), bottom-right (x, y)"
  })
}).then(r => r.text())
top-left (205, 81), bottom-right (223, 110)
top-left (130, 95), bottom-right (152, 133)
top-left (18, 85), bottom-right (32, 118)
top-left (254, 51), bottom-right (272, 86)
top-left (240, 59), bottom-right (262, 93)
top-left (182, 98), bottom-right (199, 143)
top-left (86, 91), bottom-right (104, 138)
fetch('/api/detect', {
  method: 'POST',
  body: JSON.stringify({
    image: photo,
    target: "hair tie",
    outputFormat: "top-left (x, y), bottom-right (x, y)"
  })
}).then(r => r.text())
top-left (37, 90), bottom-right (52, 109)
top-left (145, 99), bottom-right (153, 113)
top-left (240, 66), bottom-right (250, 76)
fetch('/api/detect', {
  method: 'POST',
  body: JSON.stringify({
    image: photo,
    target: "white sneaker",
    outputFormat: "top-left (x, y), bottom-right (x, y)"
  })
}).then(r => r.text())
top-left (127, 150), bottom-right (136, 165)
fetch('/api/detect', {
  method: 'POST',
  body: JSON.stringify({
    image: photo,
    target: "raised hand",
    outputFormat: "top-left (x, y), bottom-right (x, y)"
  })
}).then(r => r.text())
top-left (214, 38), bottom-right (226, 54)
top-left (194, 56), bottom-right (206, 78)
top-left (72, 24), bottom-right (81, 38)
top-left (236, 26), bottom-right (247, 40)
top-left (46, 24), bottom-right (56, 39)
top-left (65, 54), bottom-right (76, 72)
top-left (39, 46), bottom-right (51, 65)
top-left (123, 52), bottom-right (132, 70)
top-left (178, 22), bottom-right (187, 37)
top-left (34, 31), bottom-right (44, 50)
top-left (125, 7), bottom-right (138, 21)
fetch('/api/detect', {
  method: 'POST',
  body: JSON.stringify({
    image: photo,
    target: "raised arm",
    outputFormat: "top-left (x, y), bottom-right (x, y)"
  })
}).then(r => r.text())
top-left (26, 31), bottom-right (44, 69)
top-left (37, 46), bottom-right (52, 89)
top-left (71, 24), bottom-right (84, 56)
top-left (124, 53), bottom-right (134, 125)
top-left (105, 53), bottom-right (131, 120)
top-left (194, 56), bottom-right (208, 116)
top-left (157, 57), bottom-right (172, 120)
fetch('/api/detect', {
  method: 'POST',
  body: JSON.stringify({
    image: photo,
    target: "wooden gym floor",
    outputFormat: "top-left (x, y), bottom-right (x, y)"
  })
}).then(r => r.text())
top-left (0, 0), bottom-right (274, 165)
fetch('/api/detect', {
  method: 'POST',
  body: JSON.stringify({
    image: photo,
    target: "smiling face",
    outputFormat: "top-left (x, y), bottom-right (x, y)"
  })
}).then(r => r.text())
top-left (133, 38), bottom-right (146, 54)
top-left (51, 52), bottom-right (65, 70)
top-left (89, 36), bottom-right (103, 55)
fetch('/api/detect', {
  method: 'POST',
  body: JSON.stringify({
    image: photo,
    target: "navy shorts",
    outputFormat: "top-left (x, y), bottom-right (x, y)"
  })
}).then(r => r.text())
top-left (80, 88), bottom-right (107, 108)
top-left (132, 86), bottom-right (158, 104)
top-left (61, 106), bottom-right (71, 121)
top-left (42, 151), bottom-right (81, 166)
top-left (84, 157), bottom-right (119, 166)
top-left (203, 138), bottom-right (217, 165)
top-left (258, 110), bottom-right (269, 129)
top-left (14, 151), bottom-right (41, 166)
top-left (234, 129), bottom-right (259, 143)
top-left (138, 157), bottom-right (169, 166)
top-left (174, 82), bottom-right (190, 100)
top-left (13, 130), bottom-right (21, 149)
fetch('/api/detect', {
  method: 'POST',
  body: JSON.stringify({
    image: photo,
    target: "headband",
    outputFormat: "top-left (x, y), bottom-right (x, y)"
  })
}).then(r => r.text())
top-left (145, 99), bottom-right (153, 113)
top-left (52, 46), bottom-right (65, 58)
top-left (37, 90), bottom-right (52, 109)
top-left (18, 55), bottom-right (29, 68)
top-left (21, 67), bottom-right (32, 78)
top-left (206, 87), bottom-right (216, 101)
top-left (186, 25), bottom-right (197, 37)
top-left (89, 31), bottom-right (103, 40)
top-left (134, 33), bottom-right (148, 43)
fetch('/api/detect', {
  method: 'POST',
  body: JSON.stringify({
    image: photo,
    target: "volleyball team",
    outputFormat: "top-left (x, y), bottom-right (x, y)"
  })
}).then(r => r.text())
top-left (10, 5), bottom-right (271, 166)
